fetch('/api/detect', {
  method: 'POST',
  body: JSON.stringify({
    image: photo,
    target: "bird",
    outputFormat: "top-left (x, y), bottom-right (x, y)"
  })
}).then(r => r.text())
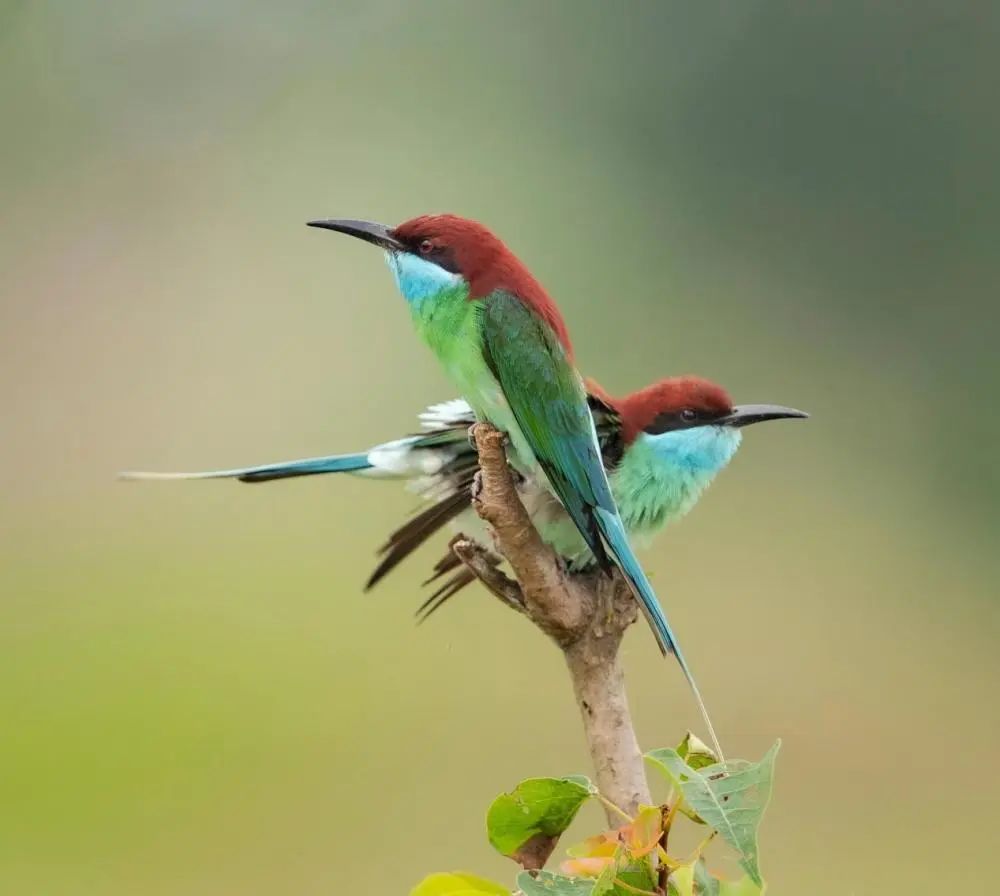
top-left (304, 213), bottom-right (744, 755)
top-left (123, 377), bottom-right (807, 625)
top-left (376, 378), bottom-right (807, 622)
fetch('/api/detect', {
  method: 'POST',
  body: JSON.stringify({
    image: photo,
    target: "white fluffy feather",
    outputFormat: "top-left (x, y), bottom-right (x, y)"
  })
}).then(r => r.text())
top-left (365, 437), bottom-right (456, 477)
top-left (418, 398), bottom-right (475, 431)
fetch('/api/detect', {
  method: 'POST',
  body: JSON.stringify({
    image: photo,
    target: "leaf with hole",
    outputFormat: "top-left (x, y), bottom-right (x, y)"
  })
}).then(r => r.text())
top-left (645, 742), bottom-right (779, 888)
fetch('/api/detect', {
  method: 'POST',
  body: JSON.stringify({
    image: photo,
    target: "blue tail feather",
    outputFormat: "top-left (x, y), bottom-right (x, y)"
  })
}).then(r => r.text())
top-left (593, 506), bottom-right (724, 760)
top-left (235, 453), bottom-right (372, 482)
top-left (119, 452), bottom-right (373, 483)
top-left (593, 507), bottom-right (682, 659)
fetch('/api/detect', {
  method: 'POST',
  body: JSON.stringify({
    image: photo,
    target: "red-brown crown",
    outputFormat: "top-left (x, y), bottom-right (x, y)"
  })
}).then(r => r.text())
top-left (607, 376), bottom-right (735, 444)
top-left (391, 214), bottom-right (573, 357)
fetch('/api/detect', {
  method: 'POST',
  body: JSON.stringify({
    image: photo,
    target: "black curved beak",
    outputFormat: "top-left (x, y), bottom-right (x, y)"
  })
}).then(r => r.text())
top-left (306, 218), bottom-right (406, 252)
top-left (717, 404), bottom-right (809, 428)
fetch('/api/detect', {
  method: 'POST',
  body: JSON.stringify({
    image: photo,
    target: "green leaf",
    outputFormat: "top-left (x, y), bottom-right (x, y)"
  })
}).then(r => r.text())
top-left (677, 732), bottom-right (719, 771)
top-left (646, 748), bottom-right (703, 825)
top-left (718, 876), bottom-right (763, 896)
top-left (574, 844), bottom-right (656, 896)
top-left (653, 733), bottom-right (724, 825)
top-left (516, 870), bottom-right (595, 895)
top-left (645, 742), bottom-right (779, 888)
top-left (687, 863), bottom-right (760, 896)
top-left (487, 777), bottom-right (592, 869)
top-left (590, 852), bottom-right (620, 896)
top-left (614, 860), bottom-right (658, 895)
top-left (410, 871), bottom-right (510, 895)
top-left (691, 860), bottom-right (719, 896)
top-left (667, 864), bottom-right (695, 896)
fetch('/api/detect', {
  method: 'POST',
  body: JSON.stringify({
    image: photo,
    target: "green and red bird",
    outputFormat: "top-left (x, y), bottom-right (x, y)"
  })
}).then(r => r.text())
top-left (307, 214), bottom-right (726, 751)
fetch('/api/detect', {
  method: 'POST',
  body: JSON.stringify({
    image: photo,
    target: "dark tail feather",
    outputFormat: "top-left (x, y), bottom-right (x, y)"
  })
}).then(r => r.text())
top-left (415, 566), bottom-right (478, 623)
top-left (422, 551), bottom-right (464, 586)
top-left (120, 452), bottom-right (373, 484)
top-left (364, 481), bottom-right (473, 591)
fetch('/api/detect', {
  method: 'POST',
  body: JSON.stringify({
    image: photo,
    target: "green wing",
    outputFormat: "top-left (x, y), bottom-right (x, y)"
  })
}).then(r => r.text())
top-left (479, 290), bottom-right (615, 570)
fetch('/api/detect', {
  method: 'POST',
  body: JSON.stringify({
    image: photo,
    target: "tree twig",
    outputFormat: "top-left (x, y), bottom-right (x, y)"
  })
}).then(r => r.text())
top-left (449, 535), bottom-right (525, 614)
top-left (458, 422), bottom-right (653, 820)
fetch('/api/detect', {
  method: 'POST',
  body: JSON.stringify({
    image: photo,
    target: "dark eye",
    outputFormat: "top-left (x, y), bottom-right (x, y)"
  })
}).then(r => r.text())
top-left (418, 239), bottom-right (434, 255)
top-left (680, 408), bottom-right (697, 422)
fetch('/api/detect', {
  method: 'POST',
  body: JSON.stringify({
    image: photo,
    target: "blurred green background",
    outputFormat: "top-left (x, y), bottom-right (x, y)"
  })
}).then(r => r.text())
top-left (2, 2), bottom-right (997, 893)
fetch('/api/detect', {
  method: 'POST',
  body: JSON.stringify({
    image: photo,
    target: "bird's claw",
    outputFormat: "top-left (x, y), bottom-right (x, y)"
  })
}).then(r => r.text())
top-left (467, 422), bottom-right (511, 452)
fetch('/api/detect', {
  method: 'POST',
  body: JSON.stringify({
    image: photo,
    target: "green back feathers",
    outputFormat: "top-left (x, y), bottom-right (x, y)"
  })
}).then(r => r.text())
top-left (479, 291), bottom-right (615, 569)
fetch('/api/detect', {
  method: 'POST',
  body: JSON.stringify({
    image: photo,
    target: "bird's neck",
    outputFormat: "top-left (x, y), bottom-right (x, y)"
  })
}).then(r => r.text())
top-left (386, 252), bottom-right (466, 309)
top-left (611, 428), bottom-right (742, 534)
top-left (383, 250), bottom-right (467, 344)
top-left (384, 250), bottom-right (501, 414)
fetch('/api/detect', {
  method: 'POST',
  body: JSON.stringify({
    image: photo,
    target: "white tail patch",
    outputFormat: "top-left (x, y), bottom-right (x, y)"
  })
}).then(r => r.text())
top-left (419, 399), bottom-right (474, 431)
top-left (367, 437), bottom-right (456, 477)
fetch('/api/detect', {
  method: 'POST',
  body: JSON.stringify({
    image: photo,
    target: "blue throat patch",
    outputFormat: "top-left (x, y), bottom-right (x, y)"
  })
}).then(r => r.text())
top-left (607, 426), bottom-right (743, 539)
top-left (386, 252), bottom-right (464, 306)
top-left (642, 426), bottom-right (743, 475)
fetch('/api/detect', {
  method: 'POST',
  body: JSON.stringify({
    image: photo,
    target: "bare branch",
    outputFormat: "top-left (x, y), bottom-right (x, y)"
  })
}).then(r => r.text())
top-left (468, 422), bottom-right (652, 819)
top-left (449, 534), bottom-right (525, 614)
top-left (564, 577), bottom-right (650, 820)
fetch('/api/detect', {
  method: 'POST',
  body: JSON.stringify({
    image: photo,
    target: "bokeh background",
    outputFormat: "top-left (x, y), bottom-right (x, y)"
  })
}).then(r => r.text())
top-left (2, 2), bottom-right (998, 893)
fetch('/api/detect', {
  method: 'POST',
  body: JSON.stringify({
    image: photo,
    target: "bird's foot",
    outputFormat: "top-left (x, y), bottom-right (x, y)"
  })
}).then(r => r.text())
top-left (468, 422), bottom-right (511, 452)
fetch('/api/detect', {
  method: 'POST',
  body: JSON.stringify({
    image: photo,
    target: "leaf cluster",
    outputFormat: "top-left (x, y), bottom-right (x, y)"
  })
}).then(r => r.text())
top-left (411, 735), bottom-right (779, 896)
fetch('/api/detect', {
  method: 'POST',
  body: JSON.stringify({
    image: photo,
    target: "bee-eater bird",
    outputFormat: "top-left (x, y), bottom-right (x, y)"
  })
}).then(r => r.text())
top-left (122, 376), bottom-right (806, 621)
top-left (303, 213), bottom-right (736, 753)
top-left (374, 379), bottom-right (806, 620)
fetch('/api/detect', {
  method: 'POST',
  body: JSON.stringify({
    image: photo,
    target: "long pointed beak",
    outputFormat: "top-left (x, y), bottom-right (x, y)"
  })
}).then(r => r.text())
top-left (306, 218), bottom-right (406, 252)
top-left (717, 404), bottom-right (809, 428)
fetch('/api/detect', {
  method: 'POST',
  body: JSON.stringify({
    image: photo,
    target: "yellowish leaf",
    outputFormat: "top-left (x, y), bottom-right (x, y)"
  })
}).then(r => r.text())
top-left (560, 855), bottom-right (616, 878)
top-left (622, 805), bottom-right (663, 858)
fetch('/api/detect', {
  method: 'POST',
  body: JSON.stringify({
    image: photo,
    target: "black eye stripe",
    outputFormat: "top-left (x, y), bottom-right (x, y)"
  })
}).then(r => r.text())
top-left (408, 238), bottom-right (461, 274)
top-left (643, 408), bottom-right (725, 435)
